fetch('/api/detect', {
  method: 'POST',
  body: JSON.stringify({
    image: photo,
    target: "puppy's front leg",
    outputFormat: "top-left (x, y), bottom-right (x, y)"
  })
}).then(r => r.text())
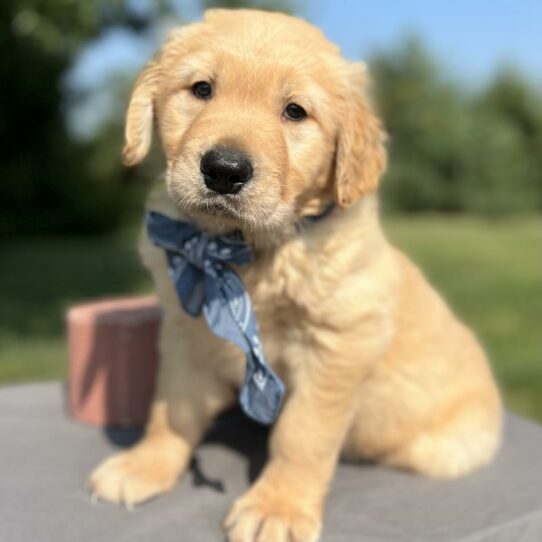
top-left (225, 342), bottom-right (378, 542)
top-left (89, 316), bottom-right (235, 507)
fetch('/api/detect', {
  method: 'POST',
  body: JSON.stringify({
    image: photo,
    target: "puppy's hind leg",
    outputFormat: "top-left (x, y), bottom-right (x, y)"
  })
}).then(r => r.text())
top-left (88, 318), bottom-right (235, 507)
top-left (382, 393), bottom-right (502, 479)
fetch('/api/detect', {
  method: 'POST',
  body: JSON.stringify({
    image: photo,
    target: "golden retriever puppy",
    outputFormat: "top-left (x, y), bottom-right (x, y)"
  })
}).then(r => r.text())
top-left (89, 9), bottom-right (502, 542)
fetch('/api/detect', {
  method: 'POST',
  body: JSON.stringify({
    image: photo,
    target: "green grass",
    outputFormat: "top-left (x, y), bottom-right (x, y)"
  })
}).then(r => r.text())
top-left (0, 231), bottom-right (149, 382)
top-left (1, 216), bottom-right (541, 421)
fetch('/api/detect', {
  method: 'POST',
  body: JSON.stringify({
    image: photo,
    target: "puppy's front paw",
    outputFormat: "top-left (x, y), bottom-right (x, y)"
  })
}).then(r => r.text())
top-left (224, 487), bottom-right (322, 542)
top-left (88, 443), bottom-right (183, 507)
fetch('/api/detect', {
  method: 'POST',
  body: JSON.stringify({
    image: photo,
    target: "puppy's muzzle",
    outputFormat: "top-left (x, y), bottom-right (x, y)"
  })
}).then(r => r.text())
top-left (200, 147), bottom-right (253, 195)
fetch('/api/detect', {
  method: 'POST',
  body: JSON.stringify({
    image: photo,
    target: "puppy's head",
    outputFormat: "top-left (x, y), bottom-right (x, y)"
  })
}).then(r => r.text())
top-left (124, 9), bottom-right (386, 234)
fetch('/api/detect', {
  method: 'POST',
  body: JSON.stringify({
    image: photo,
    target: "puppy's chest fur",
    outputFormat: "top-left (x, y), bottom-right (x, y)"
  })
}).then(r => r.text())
top-left (245, 243), bottom-right (323, 341)
top-left (237, 226), bottom-right (395, 382)
top-left (239, 243), bottom-right (337, 382)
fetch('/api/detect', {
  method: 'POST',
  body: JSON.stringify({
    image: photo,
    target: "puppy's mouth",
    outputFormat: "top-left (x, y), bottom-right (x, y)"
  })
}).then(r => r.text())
top-left (196, 193), bottom-right (244, 220)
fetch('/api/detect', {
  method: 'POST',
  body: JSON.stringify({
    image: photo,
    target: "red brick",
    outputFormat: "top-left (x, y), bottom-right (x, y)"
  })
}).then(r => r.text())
top-left (67, 296), bottom-right (161, 427)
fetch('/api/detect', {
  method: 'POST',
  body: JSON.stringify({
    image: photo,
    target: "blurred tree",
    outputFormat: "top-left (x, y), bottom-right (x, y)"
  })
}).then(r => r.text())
top-left (371, 39), bottom-right (542, 215)
top-left (458, 109), bottom-right (539, 215)
top-left (0, 0), bottom-right (171, 236)
top-left (371, 38), bottom-right (469, 213)
top-left (467, 69), bottom-right (542, 213)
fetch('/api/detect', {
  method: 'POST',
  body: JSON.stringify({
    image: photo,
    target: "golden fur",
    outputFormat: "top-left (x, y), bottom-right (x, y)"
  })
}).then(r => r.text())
top-left (89, 9), bottom-right (502, 542)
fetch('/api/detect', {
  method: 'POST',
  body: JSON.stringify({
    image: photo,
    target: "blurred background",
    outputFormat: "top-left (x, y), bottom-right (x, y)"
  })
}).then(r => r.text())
top-left (1, 0), bottom-right (540, 420)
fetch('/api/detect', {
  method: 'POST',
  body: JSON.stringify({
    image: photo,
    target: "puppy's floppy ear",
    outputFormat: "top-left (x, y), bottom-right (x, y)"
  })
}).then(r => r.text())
top-left (122, 61), bottom-right (158, 166)
top-left (334, 63), bottom-right (387, 207)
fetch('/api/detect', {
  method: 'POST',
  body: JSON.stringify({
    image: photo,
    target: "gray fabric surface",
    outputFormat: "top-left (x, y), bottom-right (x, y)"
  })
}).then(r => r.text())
top-left (1, 382), bottom-right (541, 542)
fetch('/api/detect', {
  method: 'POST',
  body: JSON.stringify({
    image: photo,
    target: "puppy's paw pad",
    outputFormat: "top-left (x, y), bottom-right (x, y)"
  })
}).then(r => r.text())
top-left (88, 449), bottom-right (179, 506)
top-left (224, 492), bottom-right (321, 542)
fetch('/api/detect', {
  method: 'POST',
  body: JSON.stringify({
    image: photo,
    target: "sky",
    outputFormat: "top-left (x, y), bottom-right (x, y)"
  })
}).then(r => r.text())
top-left (305, 0), bottom-right (542, 80)
top-left (67, 0), bottom-right (542, 138)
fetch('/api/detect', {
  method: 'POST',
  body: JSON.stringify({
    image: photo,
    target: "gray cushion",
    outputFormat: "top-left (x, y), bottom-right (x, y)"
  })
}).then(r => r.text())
top-left (1, 382), bottom-right (542, 542)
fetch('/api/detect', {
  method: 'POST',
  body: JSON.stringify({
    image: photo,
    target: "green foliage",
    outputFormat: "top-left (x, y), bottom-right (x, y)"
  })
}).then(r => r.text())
top-left (371, 39), bottom-right (542, 215)
top-left (0, 0), bottom-right (170, 236)
top-left (465, 68), bottom-right (542, 213)
top-left (373, 39), bottom-right (467, 212)
top-left (458, 109), bottom-right (539, 214)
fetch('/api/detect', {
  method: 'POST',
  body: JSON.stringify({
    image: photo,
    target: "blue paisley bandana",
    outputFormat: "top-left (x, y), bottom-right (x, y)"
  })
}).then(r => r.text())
top-left (146, 204), bottom-right (334, 425)
top-left (146, 210), bottom-right (284, 425)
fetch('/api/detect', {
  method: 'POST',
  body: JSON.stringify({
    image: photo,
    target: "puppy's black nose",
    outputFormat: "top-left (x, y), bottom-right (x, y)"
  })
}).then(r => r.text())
top-left (200, 147), bottom-right (253, 195)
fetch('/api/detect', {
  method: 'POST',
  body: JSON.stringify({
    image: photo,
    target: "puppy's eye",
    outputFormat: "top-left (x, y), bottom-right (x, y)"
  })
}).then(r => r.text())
top-left (284, 103), bottom-right (307, 121)
top-left (192, 81), bottom-right (213, 100)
